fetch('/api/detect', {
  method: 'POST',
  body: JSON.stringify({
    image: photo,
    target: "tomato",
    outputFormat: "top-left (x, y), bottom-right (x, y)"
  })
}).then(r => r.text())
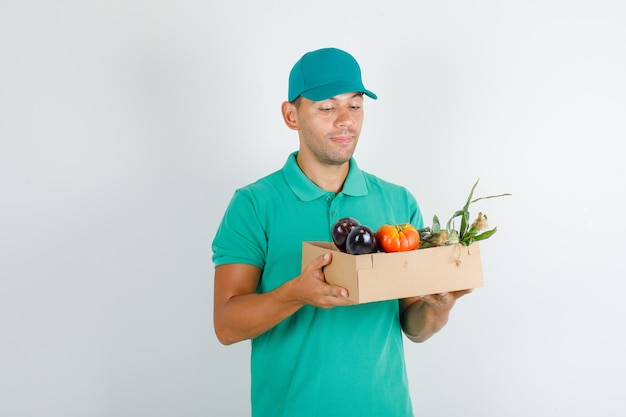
top-left (375, 223), bottom-right (420, 253)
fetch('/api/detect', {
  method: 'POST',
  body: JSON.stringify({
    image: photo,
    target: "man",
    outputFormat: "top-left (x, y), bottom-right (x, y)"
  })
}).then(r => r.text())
top-left (212, 47), bottom-right (471, 417)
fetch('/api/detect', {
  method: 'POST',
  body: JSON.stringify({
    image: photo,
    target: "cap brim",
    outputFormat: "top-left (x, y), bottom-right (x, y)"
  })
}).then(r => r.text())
top-left (299, 81), bottom-right (377, 101)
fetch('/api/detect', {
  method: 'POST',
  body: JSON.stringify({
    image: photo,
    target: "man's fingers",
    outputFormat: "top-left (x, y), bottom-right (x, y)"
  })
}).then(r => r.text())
top-left (318, 252), bottom-right (332, 267)
top-left (302, 252), bottom-right (353, 306)
top-left (328, 284), bottom-right (349, 299)
top-left (312, 254), bottom-right (349, 298)
top-left (308, 252), bottom-right (332, 271)
top-left (419, 288), bottom-right (474, 308)
top-left (307, 253), bottom-right (332, 280)
top-left (448, 288), bottom-right (474, 300)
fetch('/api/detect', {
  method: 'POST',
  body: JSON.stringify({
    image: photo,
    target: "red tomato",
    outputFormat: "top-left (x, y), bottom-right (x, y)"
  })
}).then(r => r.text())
top-left (375, 223), bottom-right (420, 253)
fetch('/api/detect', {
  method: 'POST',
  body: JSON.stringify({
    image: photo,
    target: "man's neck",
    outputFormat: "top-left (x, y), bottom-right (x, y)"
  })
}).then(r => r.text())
top-left (296, 154), bottom-right (349, 194)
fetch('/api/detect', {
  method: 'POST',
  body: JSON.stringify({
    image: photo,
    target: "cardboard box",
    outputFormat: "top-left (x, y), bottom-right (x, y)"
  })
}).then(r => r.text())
top-left (301, 241), bottom-right (484, 304)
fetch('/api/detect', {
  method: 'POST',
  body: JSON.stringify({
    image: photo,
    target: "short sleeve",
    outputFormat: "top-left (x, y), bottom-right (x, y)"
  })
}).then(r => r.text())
top-left (211, 189), bottom-right (268, 269)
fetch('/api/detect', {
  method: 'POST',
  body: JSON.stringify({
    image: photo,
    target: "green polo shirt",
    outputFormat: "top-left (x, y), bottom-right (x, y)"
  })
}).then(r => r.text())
top-left (212, 152), bottom-right (423, 417)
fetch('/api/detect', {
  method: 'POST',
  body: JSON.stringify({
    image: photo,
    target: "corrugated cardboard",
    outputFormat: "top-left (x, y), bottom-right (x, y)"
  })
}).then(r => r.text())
top-left (301, 241), bottom-right (484, 304)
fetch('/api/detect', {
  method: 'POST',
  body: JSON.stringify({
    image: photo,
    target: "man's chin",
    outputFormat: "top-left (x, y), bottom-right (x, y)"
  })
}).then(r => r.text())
top-left (322, 150), bottom-right (354, 165)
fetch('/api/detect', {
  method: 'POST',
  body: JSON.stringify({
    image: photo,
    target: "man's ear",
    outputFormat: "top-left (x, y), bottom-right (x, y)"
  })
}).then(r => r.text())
top-left (281, 101), bottom-right (299, 130)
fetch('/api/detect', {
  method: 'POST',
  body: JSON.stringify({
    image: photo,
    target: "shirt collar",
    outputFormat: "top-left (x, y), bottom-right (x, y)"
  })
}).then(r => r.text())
top-left (283, 151), bottom-right (368, 201)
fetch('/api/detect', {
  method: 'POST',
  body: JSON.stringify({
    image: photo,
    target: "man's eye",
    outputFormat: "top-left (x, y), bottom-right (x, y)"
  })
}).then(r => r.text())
top-left (350, 105), bottom-right (361, 110)
top-left (320, 107), bottom-right (333, 112)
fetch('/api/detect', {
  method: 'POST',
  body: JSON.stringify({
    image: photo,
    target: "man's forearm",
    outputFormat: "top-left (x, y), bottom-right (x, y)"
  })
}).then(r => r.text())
top-left (213, 254), bottom-right (354, 345)
top-left (400, 299), bottom-right (451, 343)
top-left (214, 283), bottom-right (304, 345)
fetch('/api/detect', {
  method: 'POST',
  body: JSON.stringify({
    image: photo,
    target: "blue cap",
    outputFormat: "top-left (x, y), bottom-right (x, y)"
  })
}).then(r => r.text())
top-left (288, 48), bottom-right (377, 102)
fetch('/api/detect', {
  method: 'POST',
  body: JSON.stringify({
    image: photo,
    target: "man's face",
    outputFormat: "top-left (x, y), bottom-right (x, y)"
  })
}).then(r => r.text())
top-left (292, 93), bottom-right (364, 166)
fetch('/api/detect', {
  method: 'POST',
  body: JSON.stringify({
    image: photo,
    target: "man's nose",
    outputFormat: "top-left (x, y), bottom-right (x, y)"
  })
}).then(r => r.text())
top-left (335, 109), bottom-right (353, 127)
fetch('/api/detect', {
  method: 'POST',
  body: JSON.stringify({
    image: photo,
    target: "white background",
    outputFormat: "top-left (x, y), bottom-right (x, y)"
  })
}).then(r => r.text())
top-left (1, 1), bottom-right (625, 416)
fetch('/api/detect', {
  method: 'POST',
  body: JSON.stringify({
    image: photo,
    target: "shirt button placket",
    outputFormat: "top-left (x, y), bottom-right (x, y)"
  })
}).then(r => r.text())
top-left (327, 194), bottom-right (338, 218)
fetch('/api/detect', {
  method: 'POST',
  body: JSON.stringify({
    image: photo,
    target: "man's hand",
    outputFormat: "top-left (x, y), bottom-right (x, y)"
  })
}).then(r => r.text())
top-left (412, 289), bottom-right (473, 311)
top-left (276, 253), bottom-right (355, 309)
top-left (399, 289), bottom-right (474, 343)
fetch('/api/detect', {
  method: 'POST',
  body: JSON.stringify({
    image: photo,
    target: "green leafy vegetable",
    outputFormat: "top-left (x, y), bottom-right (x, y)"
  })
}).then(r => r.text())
top-left (419, 179), bottom-right (511, 248)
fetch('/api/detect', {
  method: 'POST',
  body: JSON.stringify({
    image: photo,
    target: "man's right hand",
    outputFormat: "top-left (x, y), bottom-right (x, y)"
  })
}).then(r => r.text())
top-left (275, 253), bottom-right (354, 309)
